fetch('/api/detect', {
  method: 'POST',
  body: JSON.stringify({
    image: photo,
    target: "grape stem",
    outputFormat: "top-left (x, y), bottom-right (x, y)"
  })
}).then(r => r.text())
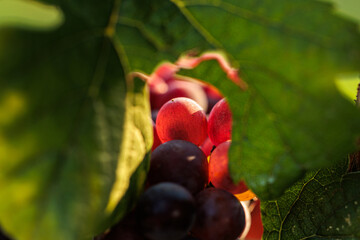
top-left (128, 51), bottom-right (248, 94)
top-left (176, 52), bottom-right (248, 91)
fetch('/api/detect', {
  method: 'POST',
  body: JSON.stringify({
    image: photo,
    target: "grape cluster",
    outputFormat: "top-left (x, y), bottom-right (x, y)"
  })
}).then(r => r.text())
top-left (101, 77), bottom-right (263, 240)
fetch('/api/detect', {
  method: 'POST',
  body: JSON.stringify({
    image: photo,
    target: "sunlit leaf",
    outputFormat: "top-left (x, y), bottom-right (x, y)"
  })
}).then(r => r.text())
top-left (1, 0), bottom-right (360, 239)
top-left (0, 0), bottom-right (63, 30)
top-left (0, 1), bottom-right (151, 239)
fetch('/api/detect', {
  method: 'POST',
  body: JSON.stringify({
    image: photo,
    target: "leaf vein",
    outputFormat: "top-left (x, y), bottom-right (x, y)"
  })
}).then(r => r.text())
top-left (179, 0), bottom-right (333, 47)
top-left (170, 0), bottom-right (223, 49)
top-left (117, 16), bottom-right (166, 51)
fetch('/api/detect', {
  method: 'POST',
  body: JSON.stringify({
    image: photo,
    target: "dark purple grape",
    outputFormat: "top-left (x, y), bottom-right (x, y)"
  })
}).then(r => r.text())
top-left (136, 183), bottom-right (196, 240)
top-left (191, 188), bottom-right (246, 240)
top-left (147, 140), bottom-right (209, 195)
top-left (179, 235), bottom-right (200, 240)
top-left (102, 211), bottom-right (145, 240)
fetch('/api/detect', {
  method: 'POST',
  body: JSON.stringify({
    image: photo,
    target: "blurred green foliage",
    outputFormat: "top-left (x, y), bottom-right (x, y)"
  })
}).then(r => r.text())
top-left (0, 0), bottom-right (63, 30)
top-left (336, 75), bottom-right (359, 102)
top-left (0, 0), bottom-right (359, 240)
top-left (329, 0), bottom-right (360, 24)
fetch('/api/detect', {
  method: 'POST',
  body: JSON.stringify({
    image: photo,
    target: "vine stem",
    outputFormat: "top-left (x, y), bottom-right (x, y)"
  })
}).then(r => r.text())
top-left (348, 81), bottom-right (360, 172)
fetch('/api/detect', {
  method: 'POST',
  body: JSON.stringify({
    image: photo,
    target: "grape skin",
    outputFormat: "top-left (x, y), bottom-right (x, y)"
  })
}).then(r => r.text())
top-left (103, 211), bottom-right (145, 240)
top-left (191, 188), bottom-right (246, 240)
top-left (147, 140), bottom-right (209, 195)
top-left (209, 141), bottom-right (248, 194)
top-left (156, 97), bottom-right (208, 146)
top-left (243, 200), bottom-right (263, 239)
top-left (200, 137), bottom-right (214, 157)
top-left (149, 83), bottom-right (252, 239)
top-left (150, 80), bottom-right (208, 111)
top-left (159, 80), bottom-right (208, 112)
top-left (208, 98), bottom-right (232, 146)
top-left (136, 182), bottom-right (196, 240)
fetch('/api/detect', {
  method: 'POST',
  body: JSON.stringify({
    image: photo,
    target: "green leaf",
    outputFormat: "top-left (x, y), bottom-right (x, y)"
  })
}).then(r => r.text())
top-left (327, 0), bottom-right (360, 25)
top-left (0, 0), bottom-right (63, 30)
top-left (104, 77), bottom-right (152, 223)
top-left (117, 0), bottom-right (360, 199)
top-left (1, 0), bottom-right (360, 239)
top-left (175, 0), bottom-right (360, 200)
top-left (0, 1), bottom-right (152, 240)
top-left (262, 161), bottom-right (360, 239)
top-left (335, 74), bottom-right (360, 103)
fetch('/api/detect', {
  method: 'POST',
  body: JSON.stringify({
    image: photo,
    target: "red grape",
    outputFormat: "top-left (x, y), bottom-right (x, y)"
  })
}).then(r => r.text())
top-left (156, 97), bottom-right (208, 146)
top-left (238, 201), bottom-right (252, 239)
top-left (136, 182), bottom-right (196, 240)
top-left (150, 87), bottom-right (166, 110)
top-left (150, 80), bottom-right (208, 111)
top-left (207, 98), bottom-right (232, 146)
top-left (209, 141), bottom-right (248, 194)
top-left (244, 200), bottom-right (263, 240)
top-left (191, 188), bottom-right (246, 240)
top-left (159, 80), bottom-right (208, 111)
top-left (147, 140), bottom-right (209, 195)
top-left (199, 137), bottom-right (213, 157)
